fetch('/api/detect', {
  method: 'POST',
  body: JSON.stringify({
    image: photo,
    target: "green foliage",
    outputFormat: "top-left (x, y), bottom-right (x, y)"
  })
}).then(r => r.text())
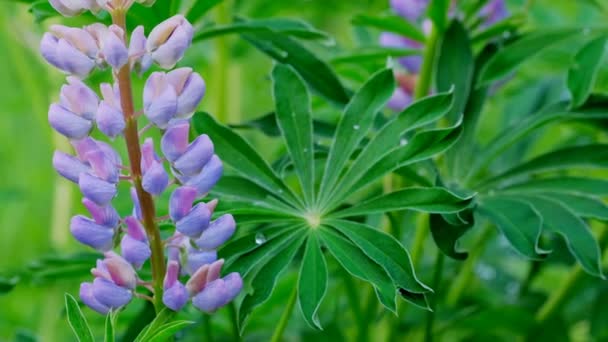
top-left (64, 294), bottom-right (94, 342)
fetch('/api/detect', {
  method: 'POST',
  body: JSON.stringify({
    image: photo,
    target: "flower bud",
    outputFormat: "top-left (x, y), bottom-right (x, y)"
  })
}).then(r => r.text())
top-left (100, 25), bottom-right (128, 69)
top-left (182, 155), bottom-right (223, 196)
top-left (176, 203), bottom-right (211, 237)
top-left (70, 215), bottom-right (114, 251)
top-left (166, 68), bottom-right (206, 118)
top-left (84, 148), bottom-right (119, 183)
top-left (91, 277), bottom-right (132, 309)
top-left (83, 198), bottom-right (119, 228)
top-left (130, 187), bottom-right (142, 220)
top-left (185, 249), bottom-right (217, 276)
top-left (60, 77), bottom-right (99, 121)
top-left (162, 260), bottom-right (189, 311)
top-left (129, 26), bottom-right (152, 75)
top-left (390, 0), bottom-right (428, 21)
top-left (161, 122), bottom-right (190, 162)
top-left (141, 139), bottom-right (169, 195)
top-left (147, 15), bottom-right (194, 69)
top-left (53, 151), bottom-right (90, 183)
top-left (121, 217), bottom-right (151, 269)
top-left (192, 273), bottom-right (242, 313)
top-left (80, 282), bottom-right (110, 314)
top-left (103, 252), bottom-right (137, 289)
top-left (41, 26), bottom-right (98, 77)
top-left (173, 135), bottom-right (214, 176)
top-left (48, 103), bottom-right (93, 139)
top-left (97, 83), bottom-right (125, 138)
top-left (143, 72), bottom-right (178, 128)
top-left (196, 214), bottom-right (236, 250)
top-left (185, 260), bottom-right (222, 295)
top-left (79, 173), bottom-right (117, 205)
top-left (49, 0), bottom-right (100, 17)
top-left (169, 186), bottom-right (198, 222)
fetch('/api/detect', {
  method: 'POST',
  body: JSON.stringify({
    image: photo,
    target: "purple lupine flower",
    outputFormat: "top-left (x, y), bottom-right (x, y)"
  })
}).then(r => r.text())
top-left (146, 15), bottom-right (194, 69)
top-left (390, 0), bottom-right (429, 21)
top-left (141, 138), bottom-right (169, 195)
top-left (97, 83), bottom-right (126, 138)
top-left (481, 0), bottom-right (508, 26)
top-left (121, 216), bottom-right (151, 268)
top-left (44, 8), bottom-right (240, 316)
top-left (196, 214), bottom-right (236, 250)
top-left (387, 87), bottom-right (413, 112)
top-left (162, 260), bottom-right (189, 311)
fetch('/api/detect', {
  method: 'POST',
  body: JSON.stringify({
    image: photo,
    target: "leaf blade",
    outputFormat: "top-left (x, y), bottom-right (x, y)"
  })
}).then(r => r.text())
top-left (298, 233), bottom-right (328, 330)
top-left (64, 293), bottom-right (95, 342)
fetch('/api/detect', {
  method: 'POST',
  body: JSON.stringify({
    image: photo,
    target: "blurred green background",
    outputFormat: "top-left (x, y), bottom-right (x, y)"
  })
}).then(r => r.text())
top-left (0, 0), bottom-right (606, 341)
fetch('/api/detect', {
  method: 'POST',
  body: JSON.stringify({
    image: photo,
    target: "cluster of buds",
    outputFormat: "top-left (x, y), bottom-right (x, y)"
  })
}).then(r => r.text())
top-left (380, 0), bottom-right (508, 111)
top-left (41, 1), bottom-right (241, 315)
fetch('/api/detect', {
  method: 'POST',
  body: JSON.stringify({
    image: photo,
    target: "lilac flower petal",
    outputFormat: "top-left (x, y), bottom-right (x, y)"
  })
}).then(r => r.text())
top-left (125, 216), bottom-right (147, 241)
top-left (147, 16), bottom-right (193, 69)
top-left (185, 155), bottom-right (223, 196)
top-left (80, 282), bottom-right (110, 314)
top-left (120, 235), bottom-right (151, 269)
top-left (143, 73), bottom-right (178, 128)
top-left (129, 26), bottom-right (151, 74)
top-left (173, 134), bottom-right (214, 176)
top-left (387, 87), bottom-right (413, 112)
top-left (140, 138), bottom-right (157, 172)
top-left (166, 68), bottom-right (205, 117)
top-left (40, 33), bottom-right (62, 69)
top-left (97, 101), bottom-right (125, 138)
top-left (92, 278), bottom-right (132, 309)
top-left (142, 161), bottom-right (169, 195)
top-left (186, 249), bottom-right (217, 275)
top-left (161, 122), bottom-right (190, 162)
top-left (57, 38), bottom-right (95, 77)
top-left (481, 0), bottom-right (508, 26)
top-left (185, 263), bottom-right (209, 295)
top-left (70, 215), bottom-right (114, 251)
top-left (103, 252), bottom-right (137, 289)
top-left (130, 187), bottom-right (142, 220)
top-left (205, 259), bottom-right (224, 284)
top-left (60, 77), bottom-right (99, 120)
top-left (390, 0), bottom-right (429, 21)
top-left (96, 140), bottom-right (122, 167)
top-left (83, 198), bottom-right (119, 228)
top-left (79, 173), bottom-right (117, 205)
top-left (85, 148), bottom-right (119, 183)
top-left (163, 282), bottom-right (189, 311)
top-left (176, 202), bottom-right (211, 237)
top-left (169, 186), bottom-right (198, 222)
top-left (48, 103), bottom-right (92, 139)
top-left (52, 151), bottom-right (90, 183)
top-left (196, 214), bottom-right (236, 250)
top-left (192, 273), bottom-right (242, 313)
top-left (101, 26), bottom-right (128, 69)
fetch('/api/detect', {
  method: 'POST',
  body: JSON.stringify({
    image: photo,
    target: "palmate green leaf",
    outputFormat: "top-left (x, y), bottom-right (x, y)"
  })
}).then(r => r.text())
top-left (567, 35), bottom-right (608, 108)
top-left (193, 112), bottom-right (301, 207)
top-left (326, 90), bottom-right (454, 208)
top-left (318, 68), bottom-right (395, 206)
top-left (478, 28), bottom-right (581, 85)
top-left (243, 31), bottom-right (350, 105)
top-left (194, 17), bottom-right (331, 42)
top-left (185, 0), bottom-right (222, 23)
top-left (326, 219), bottom-right (431, 308)
top-left (501, 177), bottom-right (608, 196)
top-left (537, 193), bottom-right (608, 220)
top-left (133, 308), bottom-right (177, 342)
top-left (64, 293), bottom-right (94, 342)
top-left (230, 112), bottom-right (336, 138)
top-left (318, 227), bottom-right (397, 312)
top-left (436, 20), bottom-right (474, 124)
top-left (331, 47), bottom-right (421, 65)
top-left (429, 211), bottom-right (474, 260)
top-left (146, 321), bottom-right (194, 342)
top-left (211, 176), bottom-right (298, 215)
top-left (298, 233), bottom-right (327, 330)
top-left (238, 232), bottom-right (306, 332)
top-left (351, 13), bottom-right (426, 42)
top-left (219, 225), bottom-right (301, 263)
top-left (333, 187), bottom-right (473, 218)
top-left (346, 124), bottom-right (463, 197)
top-left (477, 197), bottom-right (547, 260)
top-left (272, 64), bottom-right (315, 205)
top-left (465, 103), bottom-right (608, 182)
top-left (479, 144), bottom-right (608, 189)
top-left (224, 226), bottom-right (307, 277)
top-left (514, 195), bottom-right (604, 277)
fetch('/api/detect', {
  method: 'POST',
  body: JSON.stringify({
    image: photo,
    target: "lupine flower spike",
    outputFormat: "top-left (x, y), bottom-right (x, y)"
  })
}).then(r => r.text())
top-left (41, 0), bottom-right (241, 315)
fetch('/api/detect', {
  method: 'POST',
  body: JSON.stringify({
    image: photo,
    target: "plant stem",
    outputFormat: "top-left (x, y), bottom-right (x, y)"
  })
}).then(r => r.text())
top-left (424, 251), bottom-right (444, 342)
top-left (413, 23), bottom-right (439, 100)
top-left (445, 226), bottom-right (493, 307)
top-left (112, 10), bottom-right (166, 313)
top-left (228, 302), bottom-right (241, 341)
top-left (270, 286), bottom-right (298, 342)
top-left (211, 0), bottom-right (233, 123)
top-left (202, 314), bottom-right (214, 342)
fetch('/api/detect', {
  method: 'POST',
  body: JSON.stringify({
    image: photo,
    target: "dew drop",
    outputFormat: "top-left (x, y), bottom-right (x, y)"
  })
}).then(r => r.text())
top-left (277, 189), bottom-right (284, 194)
top-left (400, 138), bottom-right (408, 146)
top-left (255, 233), bottom-right (267, 245)
top-left (353, 125), bottom-right (360, 130)
top-left (303, 148), bottom-right (308, 153)
top-left (583, 27), bottom-right (591, 35)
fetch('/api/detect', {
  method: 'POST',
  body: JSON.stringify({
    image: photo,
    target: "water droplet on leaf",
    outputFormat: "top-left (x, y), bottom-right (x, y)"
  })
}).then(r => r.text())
top-left (400, 138), bottom-right (408, 146)
top-left (353, 125), bottom-right (360, 130)
top-left (255, 233), bottom-right (267, 245)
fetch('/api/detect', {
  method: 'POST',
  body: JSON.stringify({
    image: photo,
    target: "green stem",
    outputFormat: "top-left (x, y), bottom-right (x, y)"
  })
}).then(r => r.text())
top-left (413, 23), bottom-right (439, 100)
top-left (425, 251), bottom-right (445, 342)
top-left (202, 314), bottom-right (213, 342)
top-left (113, 10), bottom-right (166, 313)
top-left (211, 0), bottom-right (233, 123)
top-left (357, 288), bottom-right (378, 342)
top-left (228, 302), bottom-right (241, 341)
top-left (410, 213), bottom-right (429, 267)
top-left (270, 286), bottom-right (297, 342)
top-left (445, 226), bottom-right (493, 307)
